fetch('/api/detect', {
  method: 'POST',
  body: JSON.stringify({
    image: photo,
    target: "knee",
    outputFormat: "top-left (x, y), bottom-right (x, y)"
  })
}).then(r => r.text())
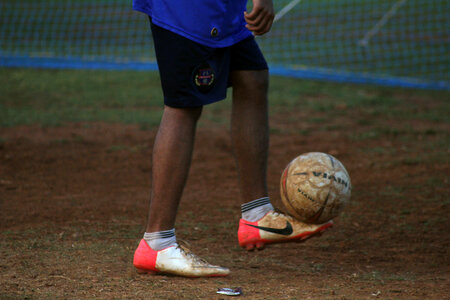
top-left (188, 106), bottom-right (203, 122)
top-left (232, 70), bottom-right (269, 94)
top-left (164, 105), bottom-right (203, 123)
top-left (253, 70), bottom-right (269, 91)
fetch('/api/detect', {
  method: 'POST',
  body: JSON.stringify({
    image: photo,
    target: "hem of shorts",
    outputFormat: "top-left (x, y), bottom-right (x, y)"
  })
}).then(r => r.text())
top-left (231, 66), bottom-right (269, 72)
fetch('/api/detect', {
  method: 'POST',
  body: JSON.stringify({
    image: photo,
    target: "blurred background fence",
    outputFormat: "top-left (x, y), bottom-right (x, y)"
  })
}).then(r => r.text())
top-left (1, 0), bottom-right (448, 90)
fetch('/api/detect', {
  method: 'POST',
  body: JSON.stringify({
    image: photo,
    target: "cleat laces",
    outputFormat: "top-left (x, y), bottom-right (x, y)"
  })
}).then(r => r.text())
top-left (176, 243), bottom-right (215, 268)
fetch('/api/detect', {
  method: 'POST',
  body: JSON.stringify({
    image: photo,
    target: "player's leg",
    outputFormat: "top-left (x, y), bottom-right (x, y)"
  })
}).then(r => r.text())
top-left (230, 69), bottom-right (269, 203)
top-left (231, 72), bottom-right (333, 250)
top-left (135, 108), bottom-right (229, 277)
top-left (229, 38), bottom-right (333, 251)
top-left (133, 22), bottom-right (230, 277)
top-left (146, 105), bottom-right (202, 233)
top-left (134, 104), bottom-right (228, 277)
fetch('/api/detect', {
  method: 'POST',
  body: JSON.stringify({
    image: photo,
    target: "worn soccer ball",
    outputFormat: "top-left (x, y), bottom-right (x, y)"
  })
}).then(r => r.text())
top-left (280, 152), bottom-right (351, 224)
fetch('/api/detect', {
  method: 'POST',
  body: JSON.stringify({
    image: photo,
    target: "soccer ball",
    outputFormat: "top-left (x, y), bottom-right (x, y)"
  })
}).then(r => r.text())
top-left (280, 152), bottom-right (351, 224)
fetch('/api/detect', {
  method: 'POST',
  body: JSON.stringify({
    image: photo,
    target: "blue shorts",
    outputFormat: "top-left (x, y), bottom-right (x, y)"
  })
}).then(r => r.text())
top-left (150, 22), bottom-right (268, 108)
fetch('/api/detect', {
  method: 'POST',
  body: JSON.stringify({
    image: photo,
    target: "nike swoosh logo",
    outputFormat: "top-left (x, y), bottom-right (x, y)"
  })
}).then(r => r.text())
top-left (244, 221), bottom-right (293, 236)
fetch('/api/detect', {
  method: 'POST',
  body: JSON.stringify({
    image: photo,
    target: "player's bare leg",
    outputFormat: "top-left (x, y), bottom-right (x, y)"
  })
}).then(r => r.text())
top-left (231, 70), bottom-right (333, 250)
top-left (230, 70), bottom-right (269, 202)
top-left (146, 105), bottom-right (202, 232)
top-left (134, 105), bottom-right (229, 277)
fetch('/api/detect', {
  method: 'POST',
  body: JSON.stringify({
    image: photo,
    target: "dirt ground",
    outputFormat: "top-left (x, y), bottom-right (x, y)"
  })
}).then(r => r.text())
top-left (1, 103), bottom-right (449, 299)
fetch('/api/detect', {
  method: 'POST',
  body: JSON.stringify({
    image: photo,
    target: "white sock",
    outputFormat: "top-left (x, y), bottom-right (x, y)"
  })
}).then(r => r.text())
top-left (143, 229), bottom-right (177, 251)
top-left (241, 197), bottom-right (274, 222)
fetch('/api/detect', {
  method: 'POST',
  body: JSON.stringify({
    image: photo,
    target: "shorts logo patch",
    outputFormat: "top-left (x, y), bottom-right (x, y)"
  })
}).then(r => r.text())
top-left (193, 63), bottom-right (215, 93)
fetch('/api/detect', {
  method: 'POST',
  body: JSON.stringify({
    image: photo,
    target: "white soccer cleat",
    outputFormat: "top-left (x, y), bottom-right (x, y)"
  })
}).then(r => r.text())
top-left (133, 240), bottom-right (230, 277)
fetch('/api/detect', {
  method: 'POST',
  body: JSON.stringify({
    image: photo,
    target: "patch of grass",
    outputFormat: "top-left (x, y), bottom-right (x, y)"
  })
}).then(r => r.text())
top-left (49, 138), bottom-right (70, 145)
top-left (414, 110), bottom-right (450, 122)
top-left (426, 176), bottom-right (448, 188)
top-left (216, 221), bottom-right (235, 231)
top-left (0, 293), bottom-right (35, 299)
top-left (361, 146), bottom-right (396, 155)
top-left (357, 271), bottom-right (417, 283)
top-left (349, 126), bottom-right (410, 141)
top-left (308, 117), bottom-right (327, 124)
top-left (0, 69), bottom-right (164, 127)
top-left (423, 137), bottom-right (450, 154)
top-left (349, 130), bottom-right (381, 140)
top-left (292, 128), bottom-right (310, 136)
top-left (390, 149), bottom-right (449, 167)
top-left (399, 157), bottom-right (422, 165)
top-left (1, 69), bottom-right (449, 129)
top-left (321, 124), bottom-right (345, 131)
top-left (310, 262), bottom-right (325, 273)
top-left (269, 127), bottom-right (284, 134)
top-left (423, 216), bottom-right (447, 233)
top-left (379, 185), bottom-right (405, 198)
top-left (399, 207), bottom-right (416, 216)
top-left (356, 118), bottom-right (374, 126)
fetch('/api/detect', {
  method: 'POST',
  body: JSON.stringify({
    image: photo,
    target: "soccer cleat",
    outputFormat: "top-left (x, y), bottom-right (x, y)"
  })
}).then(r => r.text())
top-left (238, 211), bottom-right (333, 250)
top-left (133, 240), bottom-right (230, 277)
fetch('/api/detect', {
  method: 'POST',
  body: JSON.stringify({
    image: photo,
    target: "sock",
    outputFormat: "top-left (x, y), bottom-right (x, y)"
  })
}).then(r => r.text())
top-left (143, 229), bottom-right (177, 251)
top-left (241, 197), bottom-right (274, 222)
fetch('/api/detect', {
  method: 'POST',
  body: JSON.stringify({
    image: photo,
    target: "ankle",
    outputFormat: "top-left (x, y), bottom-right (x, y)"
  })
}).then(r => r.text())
top-left (241, 197), bottom-right (274, 222)
top-left (143, 229), bottom-right (177, 251)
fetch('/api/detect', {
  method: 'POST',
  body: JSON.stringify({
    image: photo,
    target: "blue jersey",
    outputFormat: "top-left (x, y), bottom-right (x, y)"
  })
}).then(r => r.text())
top-left (133, 0), bottom-right (252, 48)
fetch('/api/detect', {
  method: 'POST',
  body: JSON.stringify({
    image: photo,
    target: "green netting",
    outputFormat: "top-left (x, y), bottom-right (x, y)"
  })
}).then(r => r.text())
top-left (1, 0), bottom-right (448, 89)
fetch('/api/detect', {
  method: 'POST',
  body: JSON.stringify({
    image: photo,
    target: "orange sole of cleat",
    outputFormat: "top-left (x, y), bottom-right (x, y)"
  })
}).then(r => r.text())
top-left (256, 242), bottom-right (265, 250)
top-left (245, 244), bottom-right (255, 251)
top-left (135, 267), bottom-right (228, 278)
top-left (241, 222), bottom-right (333, 250)
top-left (245, 242), bottom-right (265, 251)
